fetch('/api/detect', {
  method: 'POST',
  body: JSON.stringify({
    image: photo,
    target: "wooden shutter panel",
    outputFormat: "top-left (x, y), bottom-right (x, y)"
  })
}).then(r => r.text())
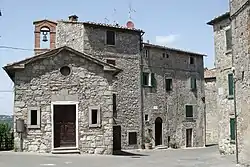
top-left (191, 77), bottom-right (196, 90)
top-left (228, 74), bottom-right (234, 96)
top-left (230, 118), bottom-right (236, 140)
top-left (151, 73), bottom-right (156, 88)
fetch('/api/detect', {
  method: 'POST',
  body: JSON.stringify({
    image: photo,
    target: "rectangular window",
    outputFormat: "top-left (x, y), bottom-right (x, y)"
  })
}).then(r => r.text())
top-left (30, 110), bottom-right (38, 125)
top-left (91, 109), bottom-right (98, 124)
top-left (145, 114), bottom-right (149, 121)
top-left (106, 31), bottom-right (115, 45)
top-left (89, 106), bottom-right (101, 127)
top-left (190, 77), bottom-right (197, 90)
top-left (144, 49), bottom-right (149, 58)
top-left (186, 105), bottom-right (193, 118)
top-left (28, 107), bottom-right (40, 129)
top-left (228, 73), bottom-right (234, 96)
top-left (142, 72), bottom-right (156, 87)
top-left (128, 132), bottom-right (137, 145)
top-left (106, 59), bottom-right (116, 66)
top-left (165, 78), bottom-right (172, 91)
top-left (189, 57), bottom-right (195, 65)
top-left (113, 94), bottom-right (117, 118)
top-left (230, 118), bottom-right (236, 140)
top-left (226, 28), bottom-right (232, 50)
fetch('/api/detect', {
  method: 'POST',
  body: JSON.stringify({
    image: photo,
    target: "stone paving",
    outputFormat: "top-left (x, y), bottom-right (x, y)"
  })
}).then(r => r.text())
top-left (0, 146), bottom-right (236, 167)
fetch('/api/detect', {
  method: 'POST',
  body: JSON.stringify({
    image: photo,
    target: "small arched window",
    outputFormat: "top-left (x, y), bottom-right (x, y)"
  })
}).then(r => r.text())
top-left (40, 27), bottom-right (50, 49)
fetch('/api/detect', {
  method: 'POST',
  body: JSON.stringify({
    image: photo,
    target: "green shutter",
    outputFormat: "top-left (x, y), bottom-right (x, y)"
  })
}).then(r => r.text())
top-left (142, 72), bottom-right (148, 86)
top-left (166, 78), bottom-right (172, 91)
top-left (186, 105), bottom-right (193, 118)
top-left (226, 29), bottom-right (232, 50)
top-left (230, 118), bottom-right (236, 140)
top-left (151, 73), bottom-right (156, 88)
top-left (228, 74), bottom-right (234, 96)
top-left (191, 78), bottom-right (196, 90)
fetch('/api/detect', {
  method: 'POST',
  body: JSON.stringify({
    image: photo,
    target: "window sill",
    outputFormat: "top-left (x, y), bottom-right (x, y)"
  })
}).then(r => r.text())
top-left (230, 140), bottom-right (235, 144)
top-left (106, 44), bottom-right (116, 47)
top-left (89, 124), bottom-right (101, 128)
top-left (225, 49), bottom-right (232, 55)
top-left (27, 125), bottom-right (40, 129)
top-left (183, 118), bottom-right (196, 122)
top-left (227, 95), bottom-right (234, 100)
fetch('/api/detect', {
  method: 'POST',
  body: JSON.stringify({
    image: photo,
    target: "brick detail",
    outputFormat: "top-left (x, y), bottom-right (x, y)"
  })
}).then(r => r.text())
top-left (33, 20), bottom-right (57, 55)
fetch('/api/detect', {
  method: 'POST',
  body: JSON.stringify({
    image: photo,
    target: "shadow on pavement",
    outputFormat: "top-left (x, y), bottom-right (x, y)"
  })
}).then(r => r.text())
top-left (113, 150), bottom-right (148, 157)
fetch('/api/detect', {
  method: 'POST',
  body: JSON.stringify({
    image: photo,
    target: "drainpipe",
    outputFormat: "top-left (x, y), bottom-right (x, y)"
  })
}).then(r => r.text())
top-left (139, 31), bottom-right (145, 148)
top-left (232, 67), bottom-right (239, 164)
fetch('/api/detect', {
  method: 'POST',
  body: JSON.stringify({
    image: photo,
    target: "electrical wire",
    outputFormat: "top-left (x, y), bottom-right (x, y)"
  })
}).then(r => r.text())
top-left (0, 46), bottom-right (33, 51)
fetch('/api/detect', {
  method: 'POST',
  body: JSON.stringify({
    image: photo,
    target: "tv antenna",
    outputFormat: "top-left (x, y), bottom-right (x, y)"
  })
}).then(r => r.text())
top-left (104, 17), bottom-right (109, 24)
top-left (128, 2), bottom-right (136, 20)
top-left (112, 8), bottom-right (118, 25)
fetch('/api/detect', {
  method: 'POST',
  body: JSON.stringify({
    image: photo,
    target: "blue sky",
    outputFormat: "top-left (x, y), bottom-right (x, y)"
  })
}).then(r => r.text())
top-left (0, 0), bottom-right (228, 115)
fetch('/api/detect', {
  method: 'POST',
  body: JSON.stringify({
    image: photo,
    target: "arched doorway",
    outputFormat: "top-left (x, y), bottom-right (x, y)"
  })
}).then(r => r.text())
top-left (155, 117), bottom-right (163, 146)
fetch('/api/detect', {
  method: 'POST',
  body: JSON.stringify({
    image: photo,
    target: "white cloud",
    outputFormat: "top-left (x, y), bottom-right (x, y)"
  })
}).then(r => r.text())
top-left (155, 34), bottom-right (180, 46)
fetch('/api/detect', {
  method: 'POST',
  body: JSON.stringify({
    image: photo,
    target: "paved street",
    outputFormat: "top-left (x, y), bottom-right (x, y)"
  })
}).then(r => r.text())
top-left (0, 146), bottom-right (236, 167)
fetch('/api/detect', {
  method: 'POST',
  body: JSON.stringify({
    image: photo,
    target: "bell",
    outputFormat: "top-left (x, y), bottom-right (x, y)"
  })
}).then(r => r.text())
top-left (42, 31), bottom-right (48, 42)
top-left (42, 34), bottom-right (48, 42)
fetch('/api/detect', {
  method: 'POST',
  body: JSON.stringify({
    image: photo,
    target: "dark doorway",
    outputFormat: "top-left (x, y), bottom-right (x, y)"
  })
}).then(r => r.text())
top-left (186, 129), bottom-right (192, 147)
top-left (113, 125), bottom-right (121, 151)
top-left (155, 117), bottom-right (163, 146)
top-left (54, 105), bottom-right (76, 148)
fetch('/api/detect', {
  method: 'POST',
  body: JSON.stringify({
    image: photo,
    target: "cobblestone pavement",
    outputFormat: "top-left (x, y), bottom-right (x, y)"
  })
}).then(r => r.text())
top-left (0, 146), bottom-right (236, 167)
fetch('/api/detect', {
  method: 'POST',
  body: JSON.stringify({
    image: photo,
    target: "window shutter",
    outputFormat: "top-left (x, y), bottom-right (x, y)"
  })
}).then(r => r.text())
top-left (230, 118), bottom-right (236, 140)
top-left (228, 74), bottom-right (234, 96)
top-left (142, 72), bottom-right (147, 86)
top-left (226, 29), bottom-right (232, 50)
top-left (191, 77), bottom-right (197, 90)
top-left (151, 73), bottom-right (156, 88)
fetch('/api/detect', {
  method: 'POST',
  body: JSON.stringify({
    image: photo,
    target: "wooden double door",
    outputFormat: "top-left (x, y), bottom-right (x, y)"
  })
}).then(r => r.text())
top-left (54, 105), bottom-right (76, 148)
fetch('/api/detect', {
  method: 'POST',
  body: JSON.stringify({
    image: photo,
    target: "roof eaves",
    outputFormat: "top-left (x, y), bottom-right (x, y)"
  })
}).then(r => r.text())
top-left (58, 20), bottom-right (144, 33)
top-left (207, 12), bottom-right (230, 25)
top-left (143, 43), bottom-right (207, 57)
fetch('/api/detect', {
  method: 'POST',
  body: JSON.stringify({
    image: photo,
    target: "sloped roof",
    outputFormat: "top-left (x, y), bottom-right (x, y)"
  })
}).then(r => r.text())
top-left (207, 12), bottom-right (230, 25)
top-left (59, 20), bottom-right (144, 33)
top-left (143, 43), bottom-right (207, 57)
top-left (204, 68), bottom-right (216, 79)
top-left (3, 46), bottom-right (122, 81)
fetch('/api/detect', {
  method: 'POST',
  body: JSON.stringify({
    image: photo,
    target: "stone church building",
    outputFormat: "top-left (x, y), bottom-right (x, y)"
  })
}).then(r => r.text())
top-left (3, 15), bottom-right (206, 154)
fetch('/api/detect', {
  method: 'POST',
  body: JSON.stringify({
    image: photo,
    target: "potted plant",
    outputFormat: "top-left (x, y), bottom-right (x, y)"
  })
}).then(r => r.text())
top-left (144, 136), bottom-right (152, 149)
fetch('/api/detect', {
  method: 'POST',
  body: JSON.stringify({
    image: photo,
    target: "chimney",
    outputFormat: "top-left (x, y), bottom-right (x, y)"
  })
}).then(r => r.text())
top-left (69, 15), bottom-right (78, 22)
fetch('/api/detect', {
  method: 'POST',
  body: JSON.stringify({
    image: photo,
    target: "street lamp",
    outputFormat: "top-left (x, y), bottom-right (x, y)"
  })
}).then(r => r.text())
top-left (232, 67), bottom-right (239, 164)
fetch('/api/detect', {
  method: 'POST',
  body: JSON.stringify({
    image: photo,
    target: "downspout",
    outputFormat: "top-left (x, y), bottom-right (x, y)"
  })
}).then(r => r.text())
top-left (139, 31), bottom-right (145, 148)
top-left (229, 13), bottom-right (239, 164)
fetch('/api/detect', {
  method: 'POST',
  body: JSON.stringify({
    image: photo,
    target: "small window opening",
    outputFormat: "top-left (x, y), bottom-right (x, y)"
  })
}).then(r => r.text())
top-left (166, 78), bottom-right (173, 91)
top-left (91, 109), bottom-right (98, 124)
top-left (60, 66), bottom-right (71, 76)
top-left (106, 30), bottom-right (115, 45)
top-left (31, 110), bottom-right (38, 125)
top-left (128, 132), bottom-right (137, 145)
top-left (107, 59), bottom-right (116, 66)
top-left (186, 105), bottom-right (193, 118)
top-left (144, 49), bottom-right (149, 58)
top-left (162, 53), bottom-right (165, 58)
top-left (189, 57), bottom-right (194, 65)
top-left (145, 114), bottom-right (149, 121)
top-left (113, 94), bottom-right (117, 118)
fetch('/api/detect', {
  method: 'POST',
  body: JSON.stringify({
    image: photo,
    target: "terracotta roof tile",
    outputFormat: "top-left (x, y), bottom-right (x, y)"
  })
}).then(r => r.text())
top-left (204, 68), bottom-right (216, 79)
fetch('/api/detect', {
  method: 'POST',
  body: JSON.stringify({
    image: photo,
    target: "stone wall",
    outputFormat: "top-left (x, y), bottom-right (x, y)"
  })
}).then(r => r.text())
top-left (204, 69), bottom-right (218, 145)
top-left (142, 46), bottom-right (205, 148)
top-left (56, 21), bottom-right (142, 149)
top-left (13, 51), bottom-right (114, 154)
top-left (210, 16), bottom-right (235, 155)
top-left (230, 0), bottom-right (250, 165)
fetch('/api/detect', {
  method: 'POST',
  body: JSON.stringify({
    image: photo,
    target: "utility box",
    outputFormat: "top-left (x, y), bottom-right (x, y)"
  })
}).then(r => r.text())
top-left (16, 119), bottom-right (25, 133)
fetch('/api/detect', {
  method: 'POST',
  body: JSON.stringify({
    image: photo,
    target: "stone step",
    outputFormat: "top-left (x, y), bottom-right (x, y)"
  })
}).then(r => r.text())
top-left (51, 147), bottom-right (80, 154)
top-left (51, 149), bottom-right (80, 154)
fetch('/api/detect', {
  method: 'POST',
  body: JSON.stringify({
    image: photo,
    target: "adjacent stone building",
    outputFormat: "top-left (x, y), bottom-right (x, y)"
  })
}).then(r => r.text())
top-left (3, 15), bottom-right (206, 154)
top-left (208, 0), bottom-right (250, 165)
top-left (207, 12), bottom-right (236, 155)
top-left (204, 68), bottom-right (218, 146)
